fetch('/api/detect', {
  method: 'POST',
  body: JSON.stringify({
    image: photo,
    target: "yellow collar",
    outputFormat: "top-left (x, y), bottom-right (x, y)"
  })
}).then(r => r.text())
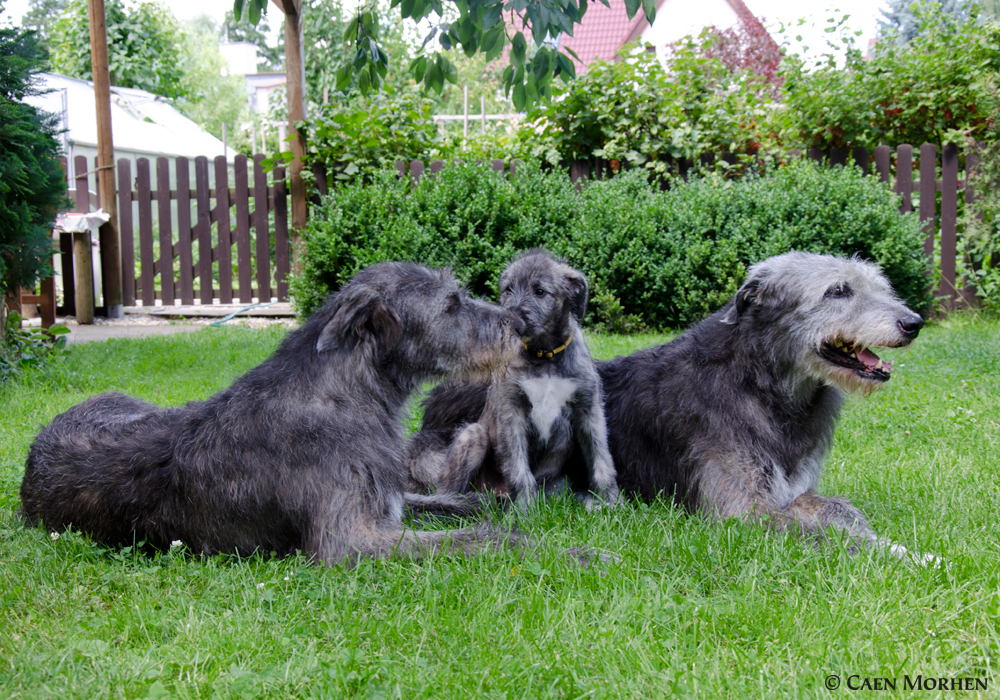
top-left (521, 330), bottom-right (573, 359)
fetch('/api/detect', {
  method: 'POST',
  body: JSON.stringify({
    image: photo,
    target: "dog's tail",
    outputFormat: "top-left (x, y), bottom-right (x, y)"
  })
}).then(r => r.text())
top-left (403, 491), bottom-right (499, 520)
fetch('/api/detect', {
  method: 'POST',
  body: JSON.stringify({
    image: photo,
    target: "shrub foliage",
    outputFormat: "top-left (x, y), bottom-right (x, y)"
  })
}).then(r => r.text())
top-left (295, 160), bottom-right (931, 327)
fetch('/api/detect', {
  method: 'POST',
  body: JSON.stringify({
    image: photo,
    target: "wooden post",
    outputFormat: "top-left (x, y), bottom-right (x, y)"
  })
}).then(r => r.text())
top-left (86, 0), bottom-right (123, 317)
top-left (274, 0), bottom-right (307, 275)
top-left (73, 231), bottom-right (95, 324)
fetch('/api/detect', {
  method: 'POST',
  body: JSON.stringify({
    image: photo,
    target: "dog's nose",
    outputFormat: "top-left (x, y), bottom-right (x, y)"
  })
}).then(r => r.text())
top-left (898, 314), bottom-right (924, 339)
top-left (504, 310), bottom-right (526, 336)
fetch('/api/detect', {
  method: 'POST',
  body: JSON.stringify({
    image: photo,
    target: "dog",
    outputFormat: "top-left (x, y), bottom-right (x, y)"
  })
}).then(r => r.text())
top-left (407, 249), bottom-right (618, 511)
top-left (20, 262), bottom-right (523, 564)
top-left (418, 252), bottom-right (936, 562)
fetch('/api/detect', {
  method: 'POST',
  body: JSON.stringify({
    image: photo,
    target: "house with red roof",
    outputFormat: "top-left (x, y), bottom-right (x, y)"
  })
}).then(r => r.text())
top-left (559, 0), bottom-right (767, 72)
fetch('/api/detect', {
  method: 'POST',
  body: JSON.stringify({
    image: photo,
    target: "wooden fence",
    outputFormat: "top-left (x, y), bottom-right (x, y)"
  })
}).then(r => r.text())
top-left (116, 154), bottom-right (291, 307)
top-left (61, 153), bottom-right (292, 310)
top-left (59, 143), bottom-right (976, 314)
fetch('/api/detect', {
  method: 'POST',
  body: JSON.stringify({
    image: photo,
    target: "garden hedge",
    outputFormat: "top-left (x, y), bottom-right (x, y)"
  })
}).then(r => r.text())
top-left (292, 160), bottom-right (931, 330)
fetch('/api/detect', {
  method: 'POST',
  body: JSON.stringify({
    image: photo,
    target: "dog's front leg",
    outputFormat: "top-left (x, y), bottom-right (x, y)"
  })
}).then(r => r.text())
top-left (572, 400), bottom-right (620, 510)
top-left (438, 422), bottom-right (491, 492)
top-left (781, 490), bottom-right (941, 566)
top-left (493, 404), bottom-right (537, 512)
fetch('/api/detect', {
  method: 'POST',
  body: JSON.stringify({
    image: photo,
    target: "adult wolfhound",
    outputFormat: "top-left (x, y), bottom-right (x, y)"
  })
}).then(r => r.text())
top-left (21, 263), bottom-right (522, 564)
top-left (593, 251), bottom-right (930, 559)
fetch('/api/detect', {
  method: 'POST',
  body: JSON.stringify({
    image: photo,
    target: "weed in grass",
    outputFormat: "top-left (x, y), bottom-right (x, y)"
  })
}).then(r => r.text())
top-left (0, 319), bottom-right (997, 698)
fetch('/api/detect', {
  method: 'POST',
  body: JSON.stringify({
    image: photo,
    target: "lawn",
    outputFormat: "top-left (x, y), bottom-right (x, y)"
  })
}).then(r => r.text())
top-left (0, 317), bottom-right (997, 699)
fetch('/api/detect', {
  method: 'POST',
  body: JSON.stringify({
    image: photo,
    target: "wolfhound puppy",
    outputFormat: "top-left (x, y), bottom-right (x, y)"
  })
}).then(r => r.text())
top-left (20, 263), bottom-right (522, 564)
top-left (408, 250), bottom-right (619, 511)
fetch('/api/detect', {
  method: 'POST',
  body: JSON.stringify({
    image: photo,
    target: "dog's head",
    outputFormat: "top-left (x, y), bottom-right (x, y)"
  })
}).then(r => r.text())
top-left (498, 249), bottom-right (588, 350)
top-left (314, 262), bottom-right (520, 383)
top-left (721, 252), bottom-right (924, 394)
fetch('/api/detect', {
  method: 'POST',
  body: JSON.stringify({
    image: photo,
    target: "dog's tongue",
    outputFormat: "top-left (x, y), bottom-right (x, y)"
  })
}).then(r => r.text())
top-left (856, 347), bottom-right (892, 372)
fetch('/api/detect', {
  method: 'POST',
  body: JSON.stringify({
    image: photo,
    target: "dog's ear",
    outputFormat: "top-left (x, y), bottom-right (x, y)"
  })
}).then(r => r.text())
top-left (316, 286), bottom-right (402, 352)
top-left (721, 278), bottom-right (761, 324)
top-left (563, 270), bottom-right (589, 320)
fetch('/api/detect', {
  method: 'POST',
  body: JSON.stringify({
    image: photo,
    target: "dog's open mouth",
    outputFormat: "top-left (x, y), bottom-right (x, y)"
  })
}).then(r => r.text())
top-left (819, 340), bottom-right (893, 381)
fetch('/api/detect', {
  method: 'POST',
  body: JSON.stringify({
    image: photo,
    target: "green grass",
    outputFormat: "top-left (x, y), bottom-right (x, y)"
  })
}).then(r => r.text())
top-left (1, 319), bottom-right (997, 699)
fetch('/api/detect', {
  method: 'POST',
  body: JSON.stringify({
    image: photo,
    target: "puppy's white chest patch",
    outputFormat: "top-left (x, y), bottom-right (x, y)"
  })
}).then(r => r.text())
top-left (518, 377), bottom-right (578, 443)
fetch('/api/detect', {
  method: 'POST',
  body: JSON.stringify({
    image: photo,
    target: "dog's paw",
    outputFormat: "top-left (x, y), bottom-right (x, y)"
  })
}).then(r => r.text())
top-left (879, 538), bottom-right (944, 569)
top-left (581, 490), bottom-right (622, 513)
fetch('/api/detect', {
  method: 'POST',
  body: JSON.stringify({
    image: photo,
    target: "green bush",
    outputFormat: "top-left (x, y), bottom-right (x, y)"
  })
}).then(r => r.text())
top-left (294, 160), bottom-right (931, 327)
top-left (562, 161), bottom-right (931, 327)
top-left (290, 161), bottom-right (579, 315)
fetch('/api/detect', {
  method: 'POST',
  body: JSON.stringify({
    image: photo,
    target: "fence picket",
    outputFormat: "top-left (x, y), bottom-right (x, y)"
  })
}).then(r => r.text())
top-left (234, 155), bottom-right (253, 304)
top-left (195, 156), bottom-right (212, 305)
top-left (313, 162), bottom-right (328, 200)
top-left (214, 156), bottom-right (233, 304)
top-left (116, 158), bottom-right (135, 306)
top-left (940, 143), bottom-right (959, 303)
top-left (919, 144), bottom-right (937, 259)
top-left (274, 166), bottom-right (289, 301)
top-left (894, 145), bottom-right (913, 214)
top-left (136, 158), bottom-right (155, 307)
top-left (852, 147), bottom-right (869, 174)
top-left (254, 155), bottom-right (271, 302)
top-left (73, 155), bottom-right (89, 212)
top-left (874, 146), bottom-right (890, 184)
top-left (175, 157), bottom-right (193, 305)
top-left (410, 160), bottom-right (425, 183)
top-left (156, 157), bottom-right (174, 305)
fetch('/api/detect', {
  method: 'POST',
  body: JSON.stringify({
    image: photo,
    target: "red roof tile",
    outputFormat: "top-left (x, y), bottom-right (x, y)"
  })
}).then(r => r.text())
top-left (559, 0), bottom-right (646, 72)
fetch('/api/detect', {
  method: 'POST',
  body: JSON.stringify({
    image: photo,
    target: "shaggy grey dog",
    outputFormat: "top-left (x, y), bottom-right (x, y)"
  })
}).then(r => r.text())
top-left (408, 250), bottom-right (618, 511)
top-left (417, 252), bottom-right (935, 561)
top-left (20, 263), bottom-right (522, 564)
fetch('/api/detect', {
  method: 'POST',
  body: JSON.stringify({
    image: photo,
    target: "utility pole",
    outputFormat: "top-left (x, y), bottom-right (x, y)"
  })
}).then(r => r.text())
top-left (86, 0), bottom-right (124, 317)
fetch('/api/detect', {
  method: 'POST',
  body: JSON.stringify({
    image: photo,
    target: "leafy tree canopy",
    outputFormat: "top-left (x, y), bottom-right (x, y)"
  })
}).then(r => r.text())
top-left (878, 0), bottom-right (972, 43)
top-left (51, 0), bottom-right (186, 98)
top-left (175, 15), bottom-right (253, 140)
top-left (236, 0), bottom-right (657, 110)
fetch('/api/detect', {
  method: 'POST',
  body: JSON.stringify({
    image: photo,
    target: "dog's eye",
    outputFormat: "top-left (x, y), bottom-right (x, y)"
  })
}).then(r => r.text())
top-left (445, 294), bottom-right (461, 313)
top-left (826, 283), bottom-right (852, 299)
top-left (534, 288), bottom-right (546, 297)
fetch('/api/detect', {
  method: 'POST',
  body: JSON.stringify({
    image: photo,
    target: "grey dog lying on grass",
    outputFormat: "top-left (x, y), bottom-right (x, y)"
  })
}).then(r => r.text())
top-left (20, 263), bottom-right (526, 564)
top-left (417, 252), bottom-right (939, 563)
top-left (408, 249), bottom-right (619, 511)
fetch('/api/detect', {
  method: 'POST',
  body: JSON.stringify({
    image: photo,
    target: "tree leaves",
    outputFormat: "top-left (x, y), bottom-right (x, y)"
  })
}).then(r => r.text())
top-left (238, 0), bottom-right (658, 111)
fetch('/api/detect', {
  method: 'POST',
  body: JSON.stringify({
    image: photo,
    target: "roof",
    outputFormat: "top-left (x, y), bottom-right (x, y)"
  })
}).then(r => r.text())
top-left (559, 0), bottom-right (763, 72)
top-left (24, 73), bottom-right (231, 161)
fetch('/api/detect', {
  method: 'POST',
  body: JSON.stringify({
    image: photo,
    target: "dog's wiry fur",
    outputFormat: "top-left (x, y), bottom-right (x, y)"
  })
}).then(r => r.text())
top-left (416, 252), bottom-right (935, 562)
top-left (20, 263), bottom-right (522, 564)
top-left (408, 250), bottom-right (618, 510)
